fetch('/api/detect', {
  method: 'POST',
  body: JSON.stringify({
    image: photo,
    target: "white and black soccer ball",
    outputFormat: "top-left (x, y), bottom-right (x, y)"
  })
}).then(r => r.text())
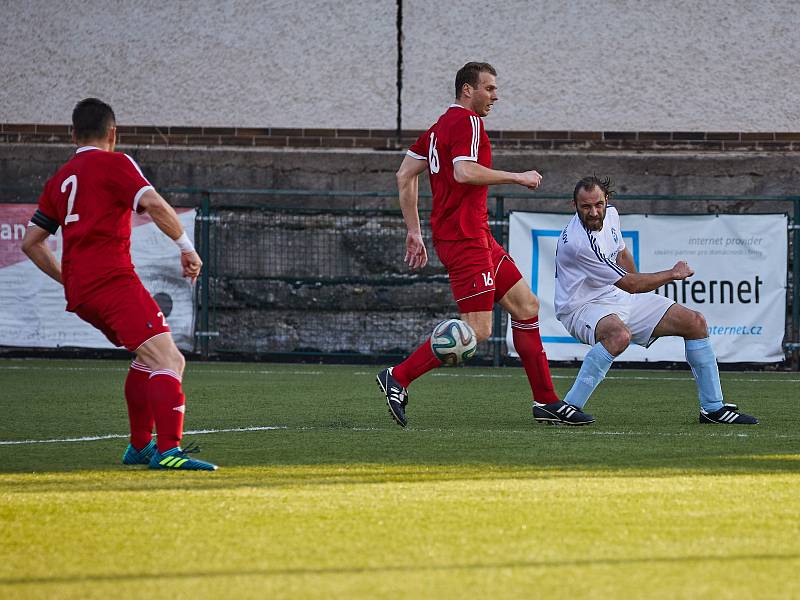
top-left (430, 319), bottom-right (477, 366)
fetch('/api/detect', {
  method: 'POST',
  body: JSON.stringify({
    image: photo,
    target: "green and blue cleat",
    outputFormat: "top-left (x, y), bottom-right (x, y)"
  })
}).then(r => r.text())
top-left (148, 442), bottom-right (218, 471)
top-left (122, 439), bottom-right (157, 465)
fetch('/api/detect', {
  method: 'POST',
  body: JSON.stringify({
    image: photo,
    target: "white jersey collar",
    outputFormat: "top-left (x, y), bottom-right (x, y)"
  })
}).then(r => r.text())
top-left (76, 145), bottom-right (101, 154)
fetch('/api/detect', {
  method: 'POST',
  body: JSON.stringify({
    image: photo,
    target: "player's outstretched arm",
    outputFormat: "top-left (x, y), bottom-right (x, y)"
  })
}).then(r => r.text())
top-left (615, 260), bottom-right (694, 294)
top-left (453, 161), bottom-right (542, 190)
top-left (138, 189), bottom-right (202, 282)
top-left (21, 225), bottom-right (62, 284)
top-left (397, 155), bottom-right (429, 270)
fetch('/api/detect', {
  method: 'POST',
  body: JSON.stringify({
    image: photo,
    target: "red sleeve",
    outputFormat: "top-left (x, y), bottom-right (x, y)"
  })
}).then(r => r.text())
top-left (450, 113), bottom-right (482, 163)
top-left (110, 153), bottom-right (154, 212)
top-left (30, 179), bottom-right (61, 234)
top-left (37, 179), bottom-right (58, 221)
top-left (407, 130), bottom-right (430, 161)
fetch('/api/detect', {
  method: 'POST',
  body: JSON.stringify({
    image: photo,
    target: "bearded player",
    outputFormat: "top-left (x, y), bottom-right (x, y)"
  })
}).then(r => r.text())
top-left (21, 98), bottom-right (218, 469)
top-left (376, 62), bottom-right (592, 427)
top-left (554, 175), bottom-right (759, 425)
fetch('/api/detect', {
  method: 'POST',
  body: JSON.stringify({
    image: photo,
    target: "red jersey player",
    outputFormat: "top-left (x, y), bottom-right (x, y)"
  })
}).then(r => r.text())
top-left (21, 98), bottom-right (218, 470)
top-left (376, 62), bottom-right (593, 427)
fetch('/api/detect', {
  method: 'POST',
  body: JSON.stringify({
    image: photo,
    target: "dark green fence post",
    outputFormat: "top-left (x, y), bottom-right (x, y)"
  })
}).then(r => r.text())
top-left (793, 197), bottom-right (800, 370)
top-left (199, 191), bottom-right (211, 359)
top-left (491, 195), bottom-right (505, 367)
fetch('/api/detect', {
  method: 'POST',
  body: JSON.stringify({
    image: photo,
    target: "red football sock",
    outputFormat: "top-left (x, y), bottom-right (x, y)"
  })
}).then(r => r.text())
top-left (392, 337), bottom-right (442, 388)
top-left (125, 361), bottom-right (154, 450)
top-left (511, 317), bottom-right (559, 404)
top-left (148, 369), bottom-right (185, 453)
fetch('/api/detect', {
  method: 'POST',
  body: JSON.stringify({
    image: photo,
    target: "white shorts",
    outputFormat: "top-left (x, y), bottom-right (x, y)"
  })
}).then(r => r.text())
top-left (559, 293), bottom-right (675, 347)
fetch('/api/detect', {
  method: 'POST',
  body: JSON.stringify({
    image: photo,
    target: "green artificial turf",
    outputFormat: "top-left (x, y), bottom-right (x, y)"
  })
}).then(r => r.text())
top-left (1, 359), bottom-right (798, 599)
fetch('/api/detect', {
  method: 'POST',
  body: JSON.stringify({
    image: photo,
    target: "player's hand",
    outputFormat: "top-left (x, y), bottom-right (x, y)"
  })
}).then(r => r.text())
top-left (671, 260), bottom-right (694, 280)
top-left (404, 231), bottom-right (428, 270)
top-left (181, 250), bottom-right (203, 284)
top-left (517, 170), bottom-right (542, 190)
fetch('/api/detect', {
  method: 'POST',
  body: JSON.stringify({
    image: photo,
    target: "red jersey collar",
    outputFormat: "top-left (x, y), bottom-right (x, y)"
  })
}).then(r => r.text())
top-left (448, 103), bottom-right (480, 117)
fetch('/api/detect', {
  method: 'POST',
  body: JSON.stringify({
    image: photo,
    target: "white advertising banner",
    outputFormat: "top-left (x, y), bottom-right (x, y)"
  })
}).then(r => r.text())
top-left (508, 212), bottom-right (787, 362)
top-left (0, 205), bottom-right (197, 351)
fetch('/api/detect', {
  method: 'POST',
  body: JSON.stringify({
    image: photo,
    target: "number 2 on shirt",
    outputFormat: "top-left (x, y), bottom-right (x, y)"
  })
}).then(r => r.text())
top-left (61, 175), bottom-right (80, 224)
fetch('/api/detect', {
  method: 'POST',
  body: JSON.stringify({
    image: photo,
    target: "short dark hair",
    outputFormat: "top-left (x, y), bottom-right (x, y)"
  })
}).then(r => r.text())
top-left (454, 62), bottom-right (497, 99)
top-left (72, 98), bottom-right (116, 141)
top-left (573, 175), bottom-right (615, 203)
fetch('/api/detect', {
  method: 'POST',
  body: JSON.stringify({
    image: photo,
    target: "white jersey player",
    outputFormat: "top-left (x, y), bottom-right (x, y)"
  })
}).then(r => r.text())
top-left (556, 204), bottom-right (636, 328)
top-left (555, 203), bottom-right (674, 349)
top-left (552, 176), bottom-right (758, 425)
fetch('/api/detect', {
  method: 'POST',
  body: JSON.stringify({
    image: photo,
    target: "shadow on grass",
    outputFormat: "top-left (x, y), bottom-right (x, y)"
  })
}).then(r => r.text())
top-left (3, 553), bottom-right (799, 586)
top-left (1, 421), bottom-right (800, 482)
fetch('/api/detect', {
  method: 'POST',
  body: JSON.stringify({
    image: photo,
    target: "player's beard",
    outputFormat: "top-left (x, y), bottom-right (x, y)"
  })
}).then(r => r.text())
top-left (579, 210), bottom-right (605, 231)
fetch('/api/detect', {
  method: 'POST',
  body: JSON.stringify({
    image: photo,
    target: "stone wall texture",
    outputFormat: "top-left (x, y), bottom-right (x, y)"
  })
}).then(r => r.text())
top-left (3, 145), bottom-right (799, 203)
top-left (2, 0), bottom-right (799, 131)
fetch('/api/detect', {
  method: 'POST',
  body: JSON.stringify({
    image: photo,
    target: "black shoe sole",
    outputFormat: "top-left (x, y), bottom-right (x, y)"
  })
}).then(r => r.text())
top-left (533, 416), bottom-right (595, 426)
top-left (699, 416), bottom-right (759, 425)
top-left (376, 375), bottom-right (407, 428)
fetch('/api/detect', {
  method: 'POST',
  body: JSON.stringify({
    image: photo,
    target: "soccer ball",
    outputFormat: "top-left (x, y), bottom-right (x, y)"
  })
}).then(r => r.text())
top-left (430, 319), bottom-right (477, 366)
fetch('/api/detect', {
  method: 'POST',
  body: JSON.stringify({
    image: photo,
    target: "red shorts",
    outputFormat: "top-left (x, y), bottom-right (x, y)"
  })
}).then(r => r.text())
top-left (434, 233), bottom-right (523, 313)
top-left (71, 274), bottom-right (171, 352)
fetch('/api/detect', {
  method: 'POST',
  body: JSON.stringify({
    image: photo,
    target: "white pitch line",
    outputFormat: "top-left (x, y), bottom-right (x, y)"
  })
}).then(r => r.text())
top-left (0, 433), bottom-right (129, 445)
top-left (588, 430), bottom-right (751, 438)
top-left (422, 372), bottom-right (800, 384)
top-left (0, 425), bottom-right (287, 446)
top-left (1, 365), bottom-right (798, 383)
top-left (0, 365), bottom-right (323, 376)
top-left (4, 424), bottom-right (798, 447)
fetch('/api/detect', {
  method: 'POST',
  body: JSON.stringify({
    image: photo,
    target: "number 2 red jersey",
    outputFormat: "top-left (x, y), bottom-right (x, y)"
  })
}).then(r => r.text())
top-left (32, 146), bottom-right (154, 310)
top-left (407, 104), bottom-right (492, 241)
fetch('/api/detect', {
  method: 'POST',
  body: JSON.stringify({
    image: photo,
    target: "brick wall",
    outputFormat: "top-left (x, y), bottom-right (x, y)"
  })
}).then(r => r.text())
top-left (2, 124), bottom-right (799, 152)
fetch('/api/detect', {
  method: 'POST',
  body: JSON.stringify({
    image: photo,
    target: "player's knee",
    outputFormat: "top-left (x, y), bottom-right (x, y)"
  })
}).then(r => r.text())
top-left (160, 344), bottom-right (186, 376)
top-left (508, 293), bottom-right (539, 320)
top-left (604, 326), bottom-right (632, 356)
top-left (173, 350), bottom-right (186, 376)
top-left (690, 311), bottom-right (708, 338)
top-left (526, 294), bottom-right (540, 317)
top-left (140, 342), bottom-right (185, 375)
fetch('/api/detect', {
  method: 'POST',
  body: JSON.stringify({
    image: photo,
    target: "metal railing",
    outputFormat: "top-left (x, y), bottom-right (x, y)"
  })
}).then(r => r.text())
top-left (156, 188), bottom-right (800, 369)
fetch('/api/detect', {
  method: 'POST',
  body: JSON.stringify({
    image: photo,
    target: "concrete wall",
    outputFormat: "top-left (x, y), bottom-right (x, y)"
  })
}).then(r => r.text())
top-left (2, 1), bottom-right (799, 131)
top-left (0, 0), bottom-right (396, 128)
top-left (3, 145), bottom-right (798, 205)
top-left (402, 0), bottom-right (800, 131)
top-left (4, 144), bottom-right (795, 237)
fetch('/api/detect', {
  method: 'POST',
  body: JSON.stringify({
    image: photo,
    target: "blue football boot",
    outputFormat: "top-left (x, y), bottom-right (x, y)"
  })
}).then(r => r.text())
top-left (122, 439), bottom-right (157, 465)
top-left (148, 442), bottom-right (218, 471)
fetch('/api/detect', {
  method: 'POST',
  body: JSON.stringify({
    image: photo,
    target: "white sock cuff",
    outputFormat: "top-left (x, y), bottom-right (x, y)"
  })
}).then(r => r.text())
top-left (149, 369), bottom-right (182, 382)
top-left (511, 319), bottom-right (539, 330)
top-left (130, 360), bottom-right (152, 373)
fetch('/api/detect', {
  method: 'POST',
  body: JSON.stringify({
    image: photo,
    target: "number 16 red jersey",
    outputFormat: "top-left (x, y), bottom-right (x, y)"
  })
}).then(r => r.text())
top-left (407, 104), bottom-right (492, 242)
top-left (31, 146), bottom-right (154, 310)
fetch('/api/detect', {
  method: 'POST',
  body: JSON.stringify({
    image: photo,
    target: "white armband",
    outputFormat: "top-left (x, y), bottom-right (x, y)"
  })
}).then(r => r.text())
top-left (174, 232), bottom-right (195, 254)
